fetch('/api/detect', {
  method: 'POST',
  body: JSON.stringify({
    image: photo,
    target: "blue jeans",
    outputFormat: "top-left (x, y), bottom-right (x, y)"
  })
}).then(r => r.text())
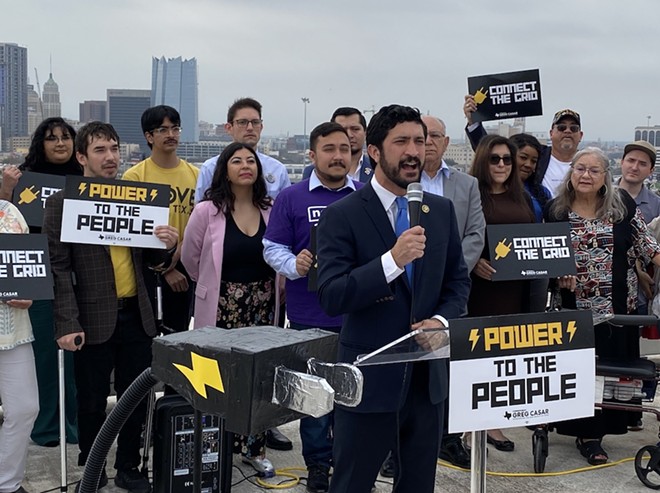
top-left (289, 321), bottom-right (340, 468)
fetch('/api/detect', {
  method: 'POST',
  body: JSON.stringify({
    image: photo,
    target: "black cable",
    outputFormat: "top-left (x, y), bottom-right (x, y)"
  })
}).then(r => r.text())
top-left (77, 369), bottom-right (158, 493)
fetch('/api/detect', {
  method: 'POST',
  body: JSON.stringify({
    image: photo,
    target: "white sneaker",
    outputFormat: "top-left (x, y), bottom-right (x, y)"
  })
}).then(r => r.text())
top-left (242, 455), bottom-right (275, 478)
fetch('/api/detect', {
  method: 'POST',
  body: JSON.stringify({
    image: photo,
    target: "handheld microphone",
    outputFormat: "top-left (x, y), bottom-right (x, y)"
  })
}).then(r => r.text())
top-left (406, 182), bottom-right (424, 228)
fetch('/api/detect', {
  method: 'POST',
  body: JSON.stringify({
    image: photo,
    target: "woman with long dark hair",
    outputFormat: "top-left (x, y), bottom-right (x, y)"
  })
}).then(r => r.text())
top-left (466, 135), bottom-right (536, 451)
top-left (0, 117), bottom-right (80, 447)
top-left (182, 142), bottom-right (277, 475)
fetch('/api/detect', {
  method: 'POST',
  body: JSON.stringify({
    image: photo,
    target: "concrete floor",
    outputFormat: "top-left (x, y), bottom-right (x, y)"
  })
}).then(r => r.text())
top-left (17, 401), bottom-right (660, 493)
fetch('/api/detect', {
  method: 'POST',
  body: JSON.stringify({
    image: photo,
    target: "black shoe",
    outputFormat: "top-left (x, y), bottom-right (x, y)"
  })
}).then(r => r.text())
top-left (266, 427), bottom-right (293, 451)
top-left (74, 469), bottom-right (108, 493)
top-left (379, 452), bottom-right (397, 478)
top-left (114, 467), bottom-right (150, 493)
top-left (439, 437), bottom-right (471, 469)
top-left (306, 464), bottom-right (330, 493)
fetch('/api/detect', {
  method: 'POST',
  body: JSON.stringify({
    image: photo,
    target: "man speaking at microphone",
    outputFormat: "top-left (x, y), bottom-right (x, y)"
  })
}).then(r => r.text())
top-left (316, 105), bottom-right (470, 492)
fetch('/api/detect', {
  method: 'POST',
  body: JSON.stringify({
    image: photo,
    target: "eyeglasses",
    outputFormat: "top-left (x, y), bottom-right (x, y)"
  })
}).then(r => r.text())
top-left (44, 134), bottom-right (72, 143)
top-left (572, 165), bottom-right (606, 176)
top-left (489, 154), bottom-right (512, 166)
top-left (232, 119), bottom-right (263, 128)
top-left (554, 123), bottom-right (581, 133)
top-left (151, 126), bottom-right (182, 135)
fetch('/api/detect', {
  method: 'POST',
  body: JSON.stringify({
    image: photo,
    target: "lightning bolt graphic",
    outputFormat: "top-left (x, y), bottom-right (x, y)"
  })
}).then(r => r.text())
top-left (468, 328), bottom-right (480, 351)
top-left (566, 320), bottom-right (577, 342)
top-left (173, 352), bottom-right (224, 398)
top-left (150, 189), bottom-right (158, 202)
top-left (78, 182), bottom-right (87, 195)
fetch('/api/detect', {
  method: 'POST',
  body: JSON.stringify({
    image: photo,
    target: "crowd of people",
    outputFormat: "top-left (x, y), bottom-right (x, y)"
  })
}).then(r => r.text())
top-left (0, 94), bottom-right (659, 493)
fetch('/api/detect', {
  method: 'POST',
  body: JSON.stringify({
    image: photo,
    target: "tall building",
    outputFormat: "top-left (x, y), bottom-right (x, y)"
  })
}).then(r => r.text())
top-left (0, 43), bottom-right (28, 148)
top-left (79, 100), bottom-right (107, 123)
top-left (42, 72), bottom-right (61, 119)
top-left (27, 83), bottom-right (43, 135)
top-left (107, 89), bottom-right (151, 154)
top-left (151, 56), bottom-right (199, 142)
top-left (634, 125), bottom-right (660, 163)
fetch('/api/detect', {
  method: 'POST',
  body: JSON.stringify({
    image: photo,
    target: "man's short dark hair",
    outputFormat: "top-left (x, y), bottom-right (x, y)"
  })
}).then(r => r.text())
top-left (309, 122), bottom-right (349, 151)
top-left (141, 105), bottom-right (181, 149)
top-left (76, 122), bottom-right (120, 156)
top-left (227, 97), bottom-right (262, 123)
top-left (331, 107), bottom-right (367, 130)
top-left (366, 105), bottom-right (426, 151)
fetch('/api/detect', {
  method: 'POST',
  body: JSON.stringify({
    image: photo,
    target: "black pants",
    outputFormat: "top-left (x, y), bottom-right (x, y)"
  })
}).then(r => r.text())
top-left (330, 363), bottom-right (441, 493)
top-left (74, 301), bottom-right (153, 470)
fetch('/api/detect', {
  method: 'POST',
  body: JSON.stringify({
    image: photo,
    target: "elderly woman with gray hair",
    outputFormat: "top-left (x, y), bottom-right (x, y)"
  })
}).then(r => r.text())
top-left (544, 147), bottom-right (660, 465)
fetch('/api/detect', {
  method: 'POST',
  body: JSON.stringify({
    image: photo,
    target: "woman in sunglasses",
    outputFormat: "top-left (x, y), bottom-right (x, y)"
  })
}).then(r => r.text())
top-left (545, 147), bottom-right (660, 465)
top-left (464, 135), bottom-right (535, 452)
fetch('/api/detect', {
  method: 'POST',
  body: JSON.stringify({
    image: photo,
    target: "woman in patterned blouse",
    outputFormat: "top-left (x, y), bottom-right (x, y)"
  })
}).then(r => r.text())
top-left (545, 147), bottom-right (660, 466)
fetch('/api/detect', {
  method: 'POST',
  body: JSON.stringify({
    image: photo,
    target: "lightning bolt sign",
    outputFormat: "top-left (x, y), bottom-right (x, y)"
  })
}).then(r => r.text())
top-left (566, 320), bottom-right (577, 342)
top-left (78, 182), bottom-right (87, 195)
top-left (150, 189), bottom-right (158, 202)
top-left (173, 352), bottom-right (225, 398)
top-left (468, 328), bottom-right (480, 351)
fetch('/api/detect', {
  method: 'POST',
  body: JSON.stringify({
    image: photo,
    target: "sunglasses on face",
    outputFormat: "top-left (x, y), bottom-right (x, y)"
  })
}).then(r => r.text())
top-left (489, 154), bottom-right (512, 166)
top-left (554, 123), bottom-right (581, 133)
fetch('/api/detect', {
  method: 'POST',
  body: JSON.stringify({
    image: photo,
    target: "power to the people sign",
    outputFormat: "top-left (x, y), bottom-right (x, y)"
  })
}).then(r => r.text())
top-left (448, 310), bottom-right (594, 433)
top-left (60, 176), bottom-right (170, 248)
top-left (467, 68), bottom-right (542, 122)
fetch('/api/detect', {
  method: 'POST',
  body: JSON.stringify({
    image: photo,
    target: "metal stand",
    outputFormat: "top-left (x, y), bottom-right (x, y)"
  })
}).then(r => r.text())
top-left (470, 430), bottom-right (487, 493)
top-left (58, 349), bottom-right (68, 492)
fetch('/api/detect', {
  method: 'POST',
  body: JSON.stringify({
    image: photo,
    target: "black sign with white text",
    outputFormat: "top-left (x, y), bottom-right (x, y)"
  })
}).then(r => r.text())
top-left (487, 222), bottom-right (576, 281)
top-left (12, 172), bottom-right (66, 227)
top-left (468, 69), bottom-right (542, 122)
top-left (0, 234), bottom-right (54, 300)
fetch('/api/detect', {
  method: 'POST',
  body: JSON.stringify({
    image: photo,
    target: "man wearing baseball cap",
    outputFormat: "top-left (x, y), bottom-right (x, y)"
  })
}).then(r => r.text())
top-left (463, 102), bottom-right (583, 197)
top-left (618, 140), bottom-right (660, 222)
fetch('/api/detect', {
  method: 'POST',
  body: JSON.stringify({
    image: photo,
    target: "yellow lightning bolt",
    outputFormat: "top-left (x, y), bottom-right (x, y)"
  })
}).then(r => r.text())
top-left (78, 182), bottom-right (87, 195)
top-left (566, 320), bottom-right (577, 342)
top-left (468, 328), bottom-right (480, 351)
top-left (173, 352), bottom-right (224, 398)
top-left (150, 189), bottom-right (158, 202)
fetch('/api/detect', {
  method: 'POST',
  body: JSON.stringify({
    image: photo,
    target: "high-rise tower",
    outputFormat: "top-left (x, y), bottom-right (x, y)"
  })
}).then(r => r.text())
top-left (0, 43), bottom-right (28, 148)
top-left (42, 72), bottom-right (61, 119)
top-left (151, 56), bottom-right (199, 142)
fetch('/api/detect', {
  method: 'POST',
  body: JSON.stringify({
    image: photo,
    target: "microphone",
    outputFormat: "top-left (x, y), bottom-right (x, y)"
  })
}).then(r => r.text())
top-left (406, 182), bottom-right (423, 228)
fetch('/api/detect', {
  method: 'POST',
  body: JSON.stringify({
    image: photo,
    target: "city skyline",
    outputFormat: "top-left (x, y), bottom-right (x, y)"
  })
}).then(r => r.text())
top-left (3, 1), bottom-right (660, 142)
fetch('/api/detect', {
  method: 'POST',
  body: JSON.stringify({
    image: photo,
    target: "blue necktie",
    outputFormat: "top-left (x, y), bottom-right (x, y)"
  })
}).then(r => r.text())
top-left (395, 197), bottom-right (413, 285)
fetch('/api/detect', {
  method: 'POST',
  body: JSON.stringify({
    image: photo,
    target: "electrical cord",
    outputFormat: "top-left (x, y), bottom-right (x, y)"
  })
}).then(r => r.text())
top-left (437, 455), bottom-right (637, 476)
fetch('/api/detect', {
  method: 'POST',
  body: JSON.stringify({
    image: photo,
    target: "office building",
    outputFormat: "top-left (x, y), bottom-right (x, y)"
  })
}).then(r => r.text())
top-left (107, 89), bottom-right (151, 154)
top-left (42, 72), bottom-right (61, 119)
top-left (151, 56), bottom-right (199, 142)
top-left (0, 43), bottom-right (28, 148)
top-left (633, 125), bottom-right (660, 164)
top-left (79, 100), bottom-right (107, 123)
top-left (27, 83), bottom-right (43, 135)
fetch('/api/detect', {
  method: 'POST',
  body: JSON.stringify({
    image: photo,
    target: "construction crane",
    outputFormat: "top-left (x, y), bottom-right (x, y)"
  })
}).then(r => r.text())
top-left (34, 68), bottom-right (44, 115)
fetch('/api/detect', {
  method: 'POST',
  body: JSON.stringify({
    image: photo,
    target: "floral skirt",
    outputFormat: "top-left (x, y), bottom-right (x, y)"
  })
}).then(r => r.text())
top-left (217, 278), bottom-right (275, 329)
top-left (217, 277), bottom-right (275, 458)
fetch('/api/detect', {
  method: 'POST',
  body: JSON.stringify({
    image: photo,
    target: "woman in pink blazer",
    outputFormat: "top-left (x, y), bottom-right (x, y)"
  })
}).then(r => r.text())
top-left (182, 142), bottom-right (276, 475)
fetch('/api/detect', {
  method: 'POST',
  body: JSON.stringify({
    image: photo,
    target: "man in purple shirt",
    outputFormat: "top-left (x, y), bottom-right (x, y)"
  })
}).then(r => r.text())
top-left (263, 122), bottom-right (361, 493)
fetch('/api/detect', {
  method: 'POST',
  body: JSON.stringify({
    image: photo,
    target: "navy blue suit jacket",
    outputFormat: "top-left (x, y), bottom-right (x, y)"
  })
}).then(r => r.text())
top-left (316, 182), bottom-right (470, 413)
top-left (302, 154), bottom-right (374, 182)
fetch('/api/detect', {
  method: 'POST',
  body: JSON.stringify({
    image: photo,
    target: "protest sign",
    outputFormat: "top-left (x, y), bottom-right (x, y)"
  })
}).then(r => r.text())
top-left (468, 69), bottom-right (542, 122)
top-left (487, 222), bottom-right (576, 281)
top-left (0, 234), bottom-right (54, 300)
top-left (12, 171), bottom-right (66, 227)
top-left (60, 176), bottom-right (170, 248)
top-left (448, 310), bottom-right (594, 433)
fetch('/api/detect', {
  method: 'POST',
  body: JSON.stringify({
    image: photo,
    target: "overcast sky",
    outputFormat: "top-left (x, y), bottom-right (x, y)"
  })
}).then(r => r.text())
top-left (5, 0), bottom-right (657, 142)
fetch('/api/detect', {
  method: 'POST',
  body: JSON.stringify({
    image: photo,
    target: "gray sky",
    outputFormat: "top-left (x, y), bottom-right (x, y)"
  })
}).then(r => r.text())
top-left (5, 0), bottom-right (657, 142)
